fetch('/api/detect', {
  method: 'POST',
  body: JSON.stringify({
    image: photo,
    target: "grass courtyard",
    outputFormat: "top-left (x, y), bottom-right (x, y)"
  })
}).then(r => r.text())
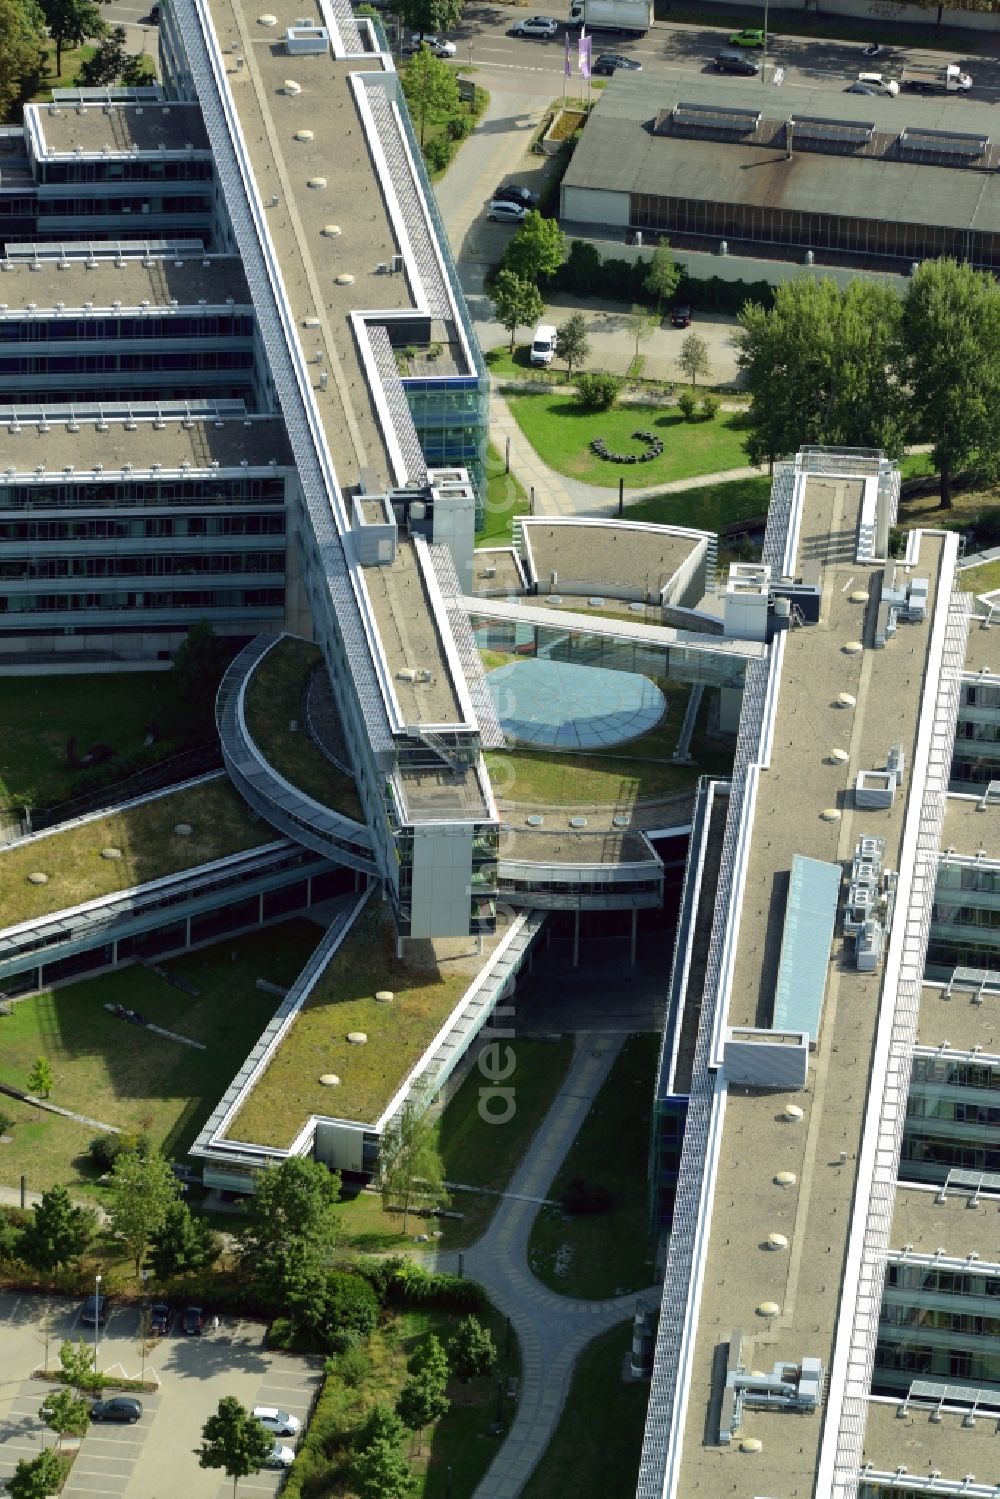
top-left (478, 442), bottom-right (531, 549)
top-left (508, 392), bottom-right (752, 489)
top-left (0, 672), bottom-right (173, 812)
top-left (527, 1033), bottom-right (659, 1299)
top-left (0, 775), bottom-right (271, 931)
top-left (229, 899), bottom-right (493, 1144)
top-left (243, 635), bottom-right (363, 822)
top-left (0, 920), bottom-right (323, 1196)
top-left (961, 559), bottom-right (1000, 595)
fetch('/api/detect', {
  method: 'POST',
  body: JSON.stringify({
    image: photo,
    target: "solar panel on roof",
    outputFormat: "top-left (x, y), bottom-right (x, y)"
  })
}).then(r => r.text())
top-left (791, 115), bottom-right (874, 144)
top-left (672, 101), bottom-right (761, 133)
top-left (900, 125), bottom-right (987, 156)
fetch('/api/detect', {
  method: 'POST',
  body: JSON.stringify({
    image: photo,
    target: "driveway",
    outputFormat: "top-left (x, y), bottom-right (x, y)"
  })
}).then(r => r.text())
top-left (0, 1293), bottom-right (322, 1499)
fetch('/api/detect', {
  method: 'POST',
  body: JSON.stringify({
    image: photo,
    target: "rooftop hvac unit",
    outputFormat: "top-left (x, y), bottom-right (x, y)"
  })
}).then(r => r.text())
top-left (391, 254), bottom-right (404, 274)
top-left (397, 668), bottom-right (417, 683)
top-left (409, 500), bottom-right (426, 520)
top-left (482, 565), bottom-right (497, 579)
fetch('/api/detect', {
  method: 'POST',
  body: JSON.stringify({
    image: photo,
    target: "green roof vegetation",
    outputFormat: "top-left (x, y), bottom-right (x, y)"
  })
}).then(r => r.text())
top-left (961, 559), bottom-right (1000, 595)
top-left (243, 636), bottom-right (363, 823)
top-left (229, 901), bottom-right (484, 1143)
top-left (0, 921), bottom-right (322, 1196)
top-left (0, 776), bottom-right (271, 930)
top-left (484, 679), bottom-right (733, 806)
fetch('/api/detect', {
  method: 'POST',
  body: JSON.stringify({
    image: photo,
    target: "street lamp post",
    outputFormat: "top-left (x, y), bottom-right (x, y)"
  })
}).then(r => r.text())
top-left (93, 1272), bottom-right (102, 1373)
top-left (762, 0), bottom-right (769, 82)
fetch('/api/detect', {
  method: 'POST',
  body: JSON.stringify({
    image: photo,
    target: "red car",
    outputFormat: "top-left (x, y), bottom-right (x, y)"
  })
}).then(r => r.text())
top-left (671, 304), bottom-right (693, 328)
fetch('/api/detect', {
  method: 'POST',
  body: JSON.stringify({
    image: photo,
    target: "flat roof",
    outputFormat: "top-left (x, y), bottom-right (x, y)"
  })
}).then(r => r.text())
top-left (0, 775), bottom-right (273, 933)
top-left (31, 99), bottom-right (210, 156)
top-left (961, 604), bottom-right (1000, 676)
top-left (0, 415), bottom-right (293, 475)
top-left (504, 827), bottom-right (655, 864)
top-left (227, 898), bottom-right (507, 1139)
top-left (564, 73), bottom-right (1000, 235)
top-left (861, 1398), bottom-right (1000, 1489)
top-left (891, 1181), bottom-right (999, 1258)
top-left (0, 254), bottom-right (250, 309)
top-left (915, 980), bottom-right (1000, 1054)
top-left (471, 549), bottom-right (525, 597)
top-left (673, 478), bottom-right (949, 1496)
top-left (363, 540), bottom-right (465, 726)
top-left (520, 518), bottom-right (706, 598)
top-left (941, 794), bottom-right (1000, 857)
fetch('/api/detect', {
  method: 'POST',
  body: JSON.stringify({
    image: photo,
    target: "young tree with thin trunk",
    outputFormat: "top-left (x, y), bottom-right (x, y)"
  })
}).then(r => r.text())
top-left (198, 1396), bottom-right (274, 1499)
top-left (40, 1388), bottom-right (88, 1451)
top-left (27, 1056), bottom-right (54, 1098)
top-left (644, 243), bottom-right (681, 315)
top-left (502, 211), bottom-right (566, 285)
top-left (555, 312), bottom-right (589, 381)
top-left (352, 1437), bottom-right (416, 1499)
top-left (8, 1448), bottom-right (64, 1499)
top-left (19, 1185), bottom-right (94, 1279)
top-left (400, 43), bottom-right (458, 146)
top-left (38, 0), bottom-right (107, 76)
top-left (626, 303), bottom-right (657, 365)
top-left (379, 1094), bottom-right (447, 1234)
top-left (395, 1370), bottom-right (450, 1454)
top-left (106, 1152), bottom-right (181, 1276)
top-left (678, 332), bottom-right (711, 388)
top-left (489, 269), bottom-right (544, 355)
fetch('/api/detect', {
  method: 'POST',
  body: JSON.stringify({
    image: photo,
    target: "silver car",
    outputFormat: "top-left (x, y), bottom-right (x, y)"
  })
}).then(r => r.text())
top-left (487, 199), bottom-right (528, 224)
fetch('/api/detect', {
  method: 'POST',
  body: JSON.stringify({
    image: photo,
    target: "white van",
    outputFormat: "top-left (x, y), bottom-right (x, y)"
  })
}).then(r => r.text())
top-left (530, 323), bottom-right (557, 366)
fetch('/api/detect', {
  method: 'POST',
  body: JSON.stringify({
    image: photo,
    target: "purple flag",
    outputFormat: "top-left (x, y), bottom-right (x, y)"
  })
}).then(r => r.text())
top-left (578, 32), bottom-right (592, 79)
top-left (564, 30), bottom-right (571, 76)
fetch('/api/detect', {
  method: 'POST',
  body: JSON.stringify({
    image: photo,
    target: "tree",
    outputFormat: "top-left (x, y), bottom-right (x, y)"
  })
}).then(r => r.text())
top-left (576, 371), bottom-right (621, 411)
top-left (137, 1308), bottom-right (156, 1387)
top-left (554, 312), bottom-right (589, 381)
top-left (19, 1186), bottom-right (93, 1277)
top-left (38, 0), bottom-right (107, 76)
top-left (400, 43), bottom-right (458, 147)
top-left (448, 1316), bottom-right (496, 1380)
top-left (106, 1151), bottom-right (181, 1276)
top-left (0, 1211), bottom-right (20, 1263)
top-left (7, 1448), bottom-right (64, 1499)
top-left (406, 1334), bottom-right (449, 1385)
top-left (146, 1200), bottom-right (220, 1282)
top-left (198, 1396), bottom-right (274, 1499)
top-left (59, 1337), bottom-right (99, 1393)
top-left (238, 1157), bottom-right (341, 1311)
top-left (359, 1403), bottom-right (407, 1450)
top-left (75, 24), bottom-right (145, 85)
top-left (737, 277), bottom-right (906, 470)
top-left (314, 1269), bottom-right (379, 1351)
top-left (644, 244), bottom-right (681, 314)
top-left (489, 269), bottom-right (544, 355)
top-left (626, 303), bottom-right (656, 365)
top-left (395, 1371), bottom-right (449, 1452)
top-left (379, 1095), bottom-right (447, 1234)
top-left (40, 1387), bottom-right (88, 1451)
top-left (27, 1056), bottom-right (54, 1098)
top-left (170, 619), bottom-right (229, 743)
top-left (902, 258), bottom-right (1000, 509)
top-left (678, 332), bottom-right (711, 388)
top-left (395, 0), bottom-right (461, 38)
top-left (502, 210), bottom-right (566, 285)
top-left (0, 0), bottom-right (47, 124)
top-left (352, 1437), bottom-right (416, 1499)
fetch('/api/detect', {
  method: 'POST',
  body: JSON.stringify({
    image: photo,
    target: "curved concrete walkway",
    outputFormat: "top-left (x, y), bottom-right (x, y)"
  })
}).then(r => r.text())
top-left (426, 1034), bottom-right (659, 1498)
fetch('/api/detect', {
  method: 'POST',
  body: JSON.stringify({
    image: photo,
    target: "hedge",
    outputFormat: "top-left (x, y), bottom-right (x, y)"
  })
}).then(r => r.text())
top-left (553, 238), bottom-right (775, 317)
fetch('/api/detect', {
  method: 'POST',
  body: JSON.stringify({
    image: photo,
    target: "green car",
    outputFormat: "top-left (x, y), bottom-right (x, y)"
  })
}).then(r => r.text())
top-left (728, 27), bottom-right (765, 46)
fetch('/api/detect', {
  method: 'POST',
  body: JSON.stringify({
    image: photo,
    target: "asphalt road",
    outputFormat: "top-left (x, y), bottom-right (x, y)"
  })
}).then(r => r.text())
top-left (448, 2), bottom-right (1000, 99)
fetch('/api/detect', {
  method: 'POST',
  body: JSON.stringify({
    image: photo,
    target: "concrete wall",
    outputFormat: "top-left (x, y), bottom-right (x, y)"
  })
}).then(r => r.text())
top-left (562, 184), bottom-right (630, 228)
top-left (409, 823), bottom-right (475, 936)
top-left (695, 0), bottom-right (1000, 29)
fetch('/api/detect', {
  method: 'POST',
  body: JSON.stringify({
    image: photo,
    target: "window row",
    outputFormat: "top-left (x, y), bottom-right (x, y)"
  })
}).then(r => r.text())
top-left (0, 551), bottom-right (284, 580)
top-left (0, 513), bottom-right (285, 541)
top-left (41, 161), bottom-right (213, 184)
top-left (0, 351), bottom-right (254, 375)
top-left (0, 479), bottom-right (287, 510)
top-left (0, 316), bottom-right (254, 343)
top-left (0, 587), bottom-right (284, 613)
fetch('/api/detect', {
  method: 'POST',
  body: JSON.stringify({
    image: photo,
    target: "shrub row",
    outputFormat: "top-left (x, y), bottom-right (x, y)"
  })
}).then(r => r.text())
top-left (354, 1256), bottom-right (487, 1311)
top-left (554, 238), bottom-right (776, 317)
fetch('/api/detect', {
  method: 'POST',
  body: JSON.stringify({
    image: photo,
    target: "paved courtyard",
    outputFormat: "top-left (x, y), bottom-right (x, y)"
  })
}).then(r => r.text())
top-left (0, 1293), bottom-right (322, 1499)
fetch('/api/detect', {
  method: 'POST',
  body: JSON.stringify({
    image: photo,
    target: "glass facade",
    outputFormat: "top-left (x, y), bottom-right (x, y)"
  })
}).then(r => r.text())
top-left (403, 375), bottom-right (488, 499)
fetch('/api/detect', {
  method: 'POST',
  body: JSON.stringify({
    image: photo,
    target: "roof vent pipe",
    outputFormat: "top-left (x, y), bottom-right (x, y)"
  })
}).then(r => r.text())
top-left (786, 118), bottom-right (793, 160)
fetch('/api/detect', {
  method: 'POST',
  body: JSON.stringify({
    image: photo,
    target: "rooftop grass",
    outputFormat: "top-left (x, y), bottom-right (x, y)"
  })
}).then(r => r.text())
top-left (478, 441), bottom-right (531, 549)
top-left (0, 672), bottom-right (173, 812)
top-left (527, 1033), bottom-right (659, 1298)
top-left (520, 1321), bottom-right (647, 1499)
top-left (960, 560), bottom-right (1000, 595)
top-left (243, 636), bottom-right (363, 823)
top-left (229, 901), bottom-right (490, 1144)
top-left (0, 920), bottom-right (322, 1196)
top-left (0, 775), bottom-right (271, 931)
top-left (626, 473), bottom-right (771, 533)
top-left (485, 680), bottom-right (733, 807)
top-left (508, 392), bottom-right (752, 489)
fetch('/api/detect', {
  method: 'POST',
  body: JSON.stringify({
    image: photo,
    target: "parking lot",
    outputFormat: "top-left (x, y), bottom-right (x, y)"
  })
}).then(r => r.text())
top-left (0, 1293), bottom-right (323, 1499)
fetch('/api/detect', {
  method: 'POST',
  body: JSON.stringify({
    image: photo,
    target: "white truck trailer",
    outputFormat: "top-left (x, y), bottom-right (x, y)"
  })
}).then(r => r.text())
top-left (568, 0), bottom-right (653, 34)
top-left (900, 63), bottom-right (972, 92)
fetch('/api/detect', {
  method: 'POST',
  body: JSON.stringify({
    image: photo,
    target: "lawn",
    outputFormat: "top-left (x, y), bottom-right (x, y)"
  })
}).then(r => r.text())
top-left (520, 1321), bottom-right (647, 1499)
top-left (282, 1299), bottom-right (520, 1499)
top-left (485, 681), bottom-right (733, 807)
top-left (0, 775), bottom-right (272, 932)
top-left (478, 442), bottom-right (531, 549)
top-left (0, 920), bottom-right (323, 1197)
top-left (27, 41), bottom-right (156, 103)
top-left (0, 673), bottom-right (173, 812)
top-left (508, 392), bottom-right (753, 489)
top-left (527, 1033), bottom-right (659, 1298)
top-left (243, 636), bottom-right (363, 822)
top-left (229, 899), bottom-right (493, 1144)
top-left (627, 474), bottom-right (771, 534)
top-left (961, 560), bottom-right (1000, 595)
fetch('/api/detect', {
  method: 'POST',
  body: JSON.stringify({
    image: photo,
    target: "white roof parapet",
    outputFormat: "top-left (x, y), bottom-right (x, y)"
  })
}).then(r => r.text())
top-left (819, 568), bottom-right (967, 1499)
top-left (429, 543), bottom-right (505, 752)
